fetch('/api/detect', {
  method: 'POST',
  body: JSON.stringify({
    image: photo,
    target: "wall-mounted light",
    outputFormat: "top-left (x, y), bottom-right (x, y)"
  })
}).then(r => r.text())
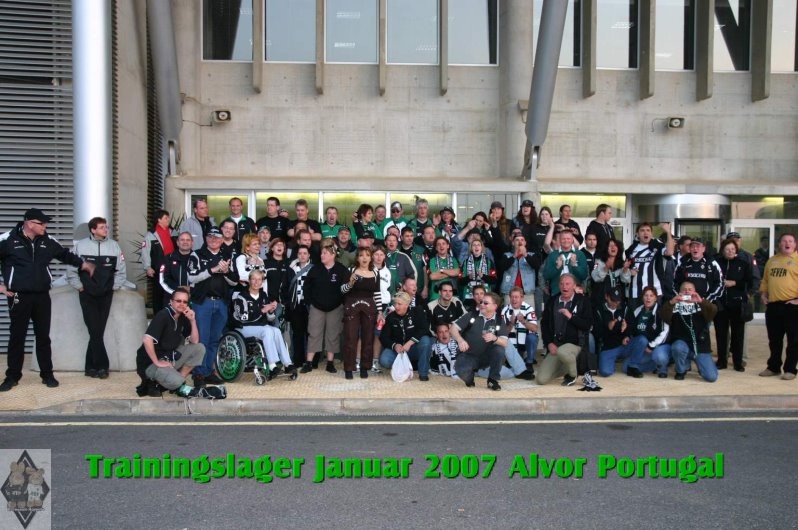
top-left (667, 117), bottom-right (685, 129)
top-left (211, 110), bottom-right (231, 124)
top-left (651, 116), bottom-right (686, 132)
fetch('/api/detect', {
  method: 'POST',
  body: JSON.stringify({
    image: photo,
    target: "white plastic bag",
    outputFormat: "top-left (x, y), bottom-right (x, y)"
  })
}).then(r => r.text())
top-left (391, 352), bottom-right (414, 383)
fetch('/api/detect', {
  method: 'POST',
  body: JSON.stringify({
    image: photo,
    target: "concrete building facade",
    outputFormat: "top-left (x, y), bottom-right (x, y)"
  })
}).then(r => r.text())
top-left (1, 0), bottom-right (797, 303)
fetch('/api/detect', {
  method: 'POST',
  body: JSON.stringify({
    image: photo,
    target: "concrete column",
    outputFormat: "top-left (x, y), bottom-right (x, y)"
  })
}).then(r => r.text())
top-left (253, 0), bottom-right (264, 93)
top-left (439, 0), bottom-right (448, 95)
top-left (751, 0), bottom-right (772, 102)
top-left (72, 0), bottom-right (113, 228)
top-left (315, 0), bottom-right (324, 94)
top-left (639, 0), bottom-right (655, 100)
top-left (379, 0), bottom-right (387, 95)
top-left (695, 0), bottom-right (714, 101)
top-left (499, 0), bottom-right (534, 179)
top-left (582, 0), bottom-right (596, 98)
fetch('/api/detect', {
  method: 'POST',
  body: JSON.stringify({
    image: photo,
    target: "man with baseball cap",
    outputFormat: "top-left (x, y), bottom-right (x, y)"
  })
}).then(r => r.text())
top-left (186, 226), bottom-right (238, 387)
top-left (674, 237), bottom-right (724, 303)
top-left (382, 201), bottom-right (407, 239)
top-left (0, 209), bottom-right (96, 391)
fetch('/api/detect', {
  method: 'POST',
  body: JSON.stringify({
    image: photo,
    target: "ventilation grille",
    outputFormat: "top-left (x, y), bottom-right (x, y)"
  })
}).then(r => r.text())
top-left (0, 0), bottom-right (74, 353)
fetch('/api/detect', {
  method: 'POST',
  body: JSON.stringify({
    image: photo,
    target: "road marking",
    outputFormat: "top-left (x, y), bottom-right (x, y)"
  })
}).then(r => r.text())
top-left (1, 417), bottom-right (797, 427)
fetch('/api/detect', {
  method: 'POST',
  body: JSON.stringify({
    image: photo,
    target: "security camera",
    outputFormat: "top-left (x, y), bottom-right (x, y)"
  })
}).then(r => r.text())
top-left (211, 110), bottom-right (231, 123)
top-left (667, 117), bottom-right (685, 129)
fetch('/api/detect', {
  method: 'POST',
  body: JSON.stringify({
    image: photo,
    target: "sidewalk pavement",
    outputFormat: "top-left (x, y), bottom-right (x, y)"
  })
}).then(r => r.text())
top-left (0, 321), bottom-right (795, 416)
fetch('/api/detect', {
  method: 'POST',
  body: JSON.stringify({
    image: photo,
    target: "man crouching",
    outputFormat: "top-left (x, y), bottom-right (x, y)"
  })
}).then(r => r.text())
top-left (450, 292), bottom-right (507, 390)
top-left (136, 288), bottom-right (206, 397)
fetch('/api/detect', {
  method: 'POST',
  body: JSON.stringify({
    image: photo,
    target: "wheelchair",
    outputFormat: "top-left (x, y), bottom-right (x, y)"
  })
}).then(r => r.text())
top-left (216, 305), bottom-right (294, 385)
top-left (216, 329), bottom-right (269, 385)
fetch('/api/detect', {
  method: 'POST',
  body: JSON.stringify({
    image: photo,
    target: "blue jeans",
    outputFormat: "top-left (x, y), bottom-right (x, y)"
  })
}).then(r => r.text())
top-left (522, 333), bottom-right (539, 364)
top-left (379, 336), bottom-right (433, 377)
top-left (475, 342), bottom-right (525, 379)
top-left (192, 297), bottom-right (228, 377)
top-left (671, 339), bottom-right (718, 382)
top-left (598, 336), bottom-right (656, 377)
top-left (650, 344), bottom-right (672, 375)
top-left (623, 335), bottom-right (658, 373)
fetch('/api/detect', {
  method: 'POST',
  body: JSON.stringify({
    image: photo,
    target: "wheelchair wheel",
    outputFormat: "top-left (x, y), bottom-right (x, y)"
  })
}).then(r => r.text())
top-left (216, 332), bottom-right (246, 382)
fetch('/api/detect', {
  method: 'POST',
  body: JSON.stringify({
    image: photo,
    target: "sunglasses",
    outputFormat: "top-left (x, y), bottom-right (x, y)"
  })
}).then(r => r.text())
top-left (172, 299), bottom-right (189, 305)
top-left (29, 220), bottom-right (46, 226)
top-left (479, 301), bottom-right (492, 306)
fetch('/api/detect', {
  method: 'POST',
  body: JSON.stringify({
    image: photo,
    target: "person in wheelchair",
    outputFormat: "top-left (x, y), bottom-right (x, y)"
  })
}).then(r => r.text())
top-left (231, 269), bottom-right (297, 379)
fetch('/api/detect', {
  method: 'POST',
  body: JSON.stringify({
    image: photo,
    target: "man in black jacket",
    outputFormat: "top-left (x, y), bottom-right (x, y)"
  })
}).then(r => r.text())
top-left (159, 231), bottom-right (194, 303)
top-left (187, 227), bottom-right (238, 386)
top-left (661, 281), bottom-right (719, 382)
top-left (0, 208), bottom-right (95, 391)
top-left (538, 274), bottom-right (592, 386)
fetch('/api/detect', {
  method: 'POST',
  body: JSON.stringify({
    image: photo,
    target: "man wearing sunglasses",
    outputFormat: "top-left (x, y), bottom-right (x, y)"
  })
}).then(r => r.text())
top-left (136, 288), bottom-right (205, 397)
top-left (0, 208), bottom-right (96, 392)
top-left (450, 292), bottom-right (508, 390)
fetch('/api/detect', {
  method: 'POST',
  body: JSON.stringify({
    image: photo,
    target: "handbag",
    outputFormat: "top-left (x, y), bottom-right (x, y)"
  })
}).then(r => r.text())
top-left (391, 352), bottom-right (414, 383)
top-left (740, 299), bottom-right (754, 323)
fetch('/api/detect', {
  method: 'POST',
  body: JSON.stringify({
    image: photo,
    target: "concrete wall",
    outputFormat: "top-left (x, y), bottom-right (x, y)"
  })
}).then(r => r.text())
top-left (116, 0), bottom-right (150, 288)
top-left (160, 1), bottom-right (798, 207)
top-left (540, 70), bottom-right (798, 193)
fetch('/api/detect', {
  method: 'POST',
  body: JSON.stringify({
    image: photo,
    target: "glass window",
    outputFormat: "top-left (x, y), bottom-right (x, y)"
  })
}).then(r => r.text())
top-left (533, 0), bottom-right (580, 67)
top-left (326, 0), bottom-right (379, 63)
top-left (387, 0), bottom-right (439, 64)
top-left (457, 193), bottom-right (517, 222)
top-left (254, 192), bottom-right (320, 222)
top-left (597, 0), bottom-right (639, 69)
top-left (730, 196), bottom-right (798, 219)
top-left (390, 193), bottom-right (453, 220)
top-left (655, 0), bottom-right (694, 70)
top-left (190, 194), bottom-right (251, 226)
top-left (772, 0), bottom-right (797, 72)
top-left (203, 0), bottom-right (253, 61)
top-left (448, 0), bottom-right (498, 65)
top-left (714, 0), bottom-right (750, 71)
top-left (322, 192), bottom-right (387, 229)
top-left (540, 194), bottom-right (627, 218)
top-left (266, 0), bottom-right (316, 62)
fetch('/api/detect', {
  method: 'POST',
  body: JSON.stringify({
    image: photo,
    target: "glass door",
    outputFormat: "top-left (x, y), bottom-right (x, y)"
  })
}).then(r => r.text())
top-left (675, 219), bottom-right (723, 257)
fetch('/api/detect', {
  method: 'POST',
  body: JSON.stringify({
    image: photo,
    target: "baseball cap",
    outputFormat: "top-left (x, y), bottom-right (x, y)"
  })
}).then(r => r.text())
top-left (726, 231), bottom-right (741, 239)
top-left (361, 229), bottom-right (376, 239)
top-left (440, 206), bottom-right (455, 219)
top-left (337, 225), bottom-right (351, 234)
top-left (206, 227), bottom-right (223, 238)
top-left (607, 286), bottom-right (623, 302)
top-left (521, 199), bottom-right (534, 208)
top-left (257, 225), bottom-right (271, 234)
top-left (24, 208), bottom-right (51, 223)
top-left (390, 202), bottom-right (402, 212)
top-left (690, 237), bottom-right (705, 246)
top-left (490, 201), bottom-right (504, 210)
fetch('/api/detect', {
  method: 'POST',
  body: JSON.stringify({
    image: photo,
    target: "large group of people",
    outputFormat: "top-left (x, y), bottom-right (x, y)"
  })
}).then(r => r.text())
top-left (0, 198), bottom-right (796, 395)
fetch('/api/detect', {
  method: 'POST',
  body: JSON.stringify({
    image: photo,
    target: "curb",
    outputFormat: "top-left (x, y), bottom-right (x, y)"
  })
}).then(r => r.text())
top-left (12, 394), bottom-right (798, 416)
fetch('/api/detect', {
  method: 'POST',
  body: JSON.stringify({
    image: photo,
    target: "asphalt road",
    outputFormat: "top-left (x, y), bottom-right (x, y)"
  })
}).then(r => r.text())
top-left (0, 412), bottom-right (795, 529)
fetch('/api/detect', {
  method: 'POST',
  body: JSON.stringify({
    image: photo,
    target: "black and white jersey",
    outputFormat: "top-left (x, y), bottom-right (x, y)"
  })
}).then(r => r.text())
top-left (624, 239), bottom-right (671, 299)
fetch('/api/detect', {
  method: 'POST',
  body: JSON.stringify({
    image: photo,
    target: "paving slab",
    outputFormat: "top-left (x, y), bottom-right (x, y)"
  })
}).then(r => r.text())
top-left (0, 322), bottom-right (794, 416)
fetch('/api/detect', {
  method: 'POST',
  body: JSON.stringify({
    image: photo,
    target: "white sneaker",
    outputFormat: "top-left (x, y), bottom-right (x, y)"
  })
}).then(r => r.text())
top-left (370, 360), bottom-right (382, 373)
